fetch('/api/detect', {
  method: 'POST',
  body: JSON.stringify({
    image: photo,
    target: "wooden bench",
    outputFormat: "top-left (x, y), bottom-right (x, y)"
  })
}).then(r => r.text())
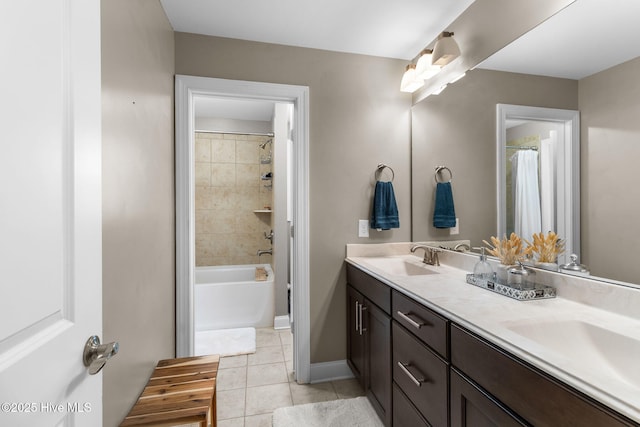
top-left (120, 355), bottom-right (219, 427)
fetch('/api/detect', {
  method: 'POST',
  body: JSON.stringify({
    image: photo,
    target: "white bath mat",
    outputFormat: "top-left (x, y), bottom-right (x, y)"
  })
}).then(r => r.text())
top-left (272, 397), bottom-right (384, 427)
top-left (194, 327), bottom-right (256, 357)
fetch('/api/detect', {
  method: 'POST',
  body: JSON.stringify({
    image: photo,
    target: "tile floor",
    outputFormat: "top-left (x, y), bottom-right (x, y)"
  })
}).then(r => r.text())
top-left (216, 327), bottom-right (365, 427)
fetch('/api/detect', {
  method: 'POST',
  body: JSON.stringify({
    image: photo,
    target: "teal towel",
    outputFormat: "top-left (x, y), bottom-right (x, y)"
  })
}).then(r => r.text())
top-left (370, 181), bottom-right (399, 230)
top-left (433, 182), bottom-right (456, 228)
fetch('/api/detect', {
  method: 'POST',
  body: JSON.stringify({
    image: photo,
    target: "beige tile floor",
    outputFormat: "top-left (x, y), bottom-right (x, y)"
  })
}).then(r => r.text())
top-left (216, 328), bottom-right (365, 427)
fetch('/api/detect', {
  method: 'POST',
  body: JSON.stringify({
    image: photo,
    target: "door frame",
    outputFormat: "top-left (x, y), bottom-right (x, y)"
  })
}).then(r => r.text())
top-left (174, 75), bottom-right (311, 382)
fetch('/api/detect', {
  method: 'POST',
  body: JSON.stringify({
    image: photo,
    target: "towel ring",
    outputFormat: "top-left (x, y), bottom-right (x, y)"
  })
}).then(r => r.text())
top-left (376, 163), bottom-right (395, 182)
top-left (434, 166), bottom-right (452, 183)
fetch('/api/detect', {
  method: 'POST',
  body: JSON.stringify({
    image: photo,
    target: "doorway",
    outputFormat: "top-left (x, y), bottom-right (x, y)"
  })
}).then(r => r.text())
top-left (175, 75), bottom-right (311, 383)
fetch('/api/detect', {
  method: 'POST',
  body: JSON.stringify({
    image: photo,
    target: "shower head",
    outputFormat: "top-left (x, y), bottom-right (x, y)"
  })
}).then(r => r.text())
top-left (260, 139), bottom-right (273, 149)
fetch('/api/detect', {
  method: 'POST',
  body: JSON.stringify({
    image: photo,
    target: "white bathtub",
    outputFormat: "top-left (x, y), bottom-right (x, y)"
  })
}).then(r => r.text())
top-left (195, 264), bottom-right (274, 331)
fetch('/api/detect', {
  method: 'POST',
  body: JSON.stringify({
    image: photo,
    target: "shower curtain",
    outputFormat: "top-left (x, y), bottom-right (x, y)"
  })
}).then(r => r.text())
top-left (511, 150), bottom-right (541, 243)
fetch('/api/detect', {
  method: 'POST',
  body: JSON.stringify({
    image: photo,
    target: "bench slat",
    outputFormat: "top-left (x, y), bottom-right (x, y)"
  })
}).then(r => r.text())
top-left (141, 379), bottom-right (216, 398)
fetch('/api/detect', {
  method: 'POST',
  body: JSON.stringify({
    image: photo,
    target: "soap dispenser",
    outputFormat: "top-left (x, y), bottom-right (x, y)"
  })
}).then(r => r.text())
top-left (473, 247), bottom-right (494, 281)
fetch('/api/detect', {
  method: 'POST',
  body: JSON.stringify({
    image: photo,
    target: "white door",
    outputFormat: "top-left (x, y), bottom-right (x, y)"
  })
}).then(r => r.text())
top-left (0, 1), bottom-right (104, 426)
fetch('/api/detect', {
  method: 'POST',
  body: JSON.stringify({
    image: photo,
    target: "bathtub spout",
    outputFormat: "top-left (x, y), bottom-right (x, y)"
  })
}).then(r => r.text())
top-left (257, 249), bottom-right (272, 257)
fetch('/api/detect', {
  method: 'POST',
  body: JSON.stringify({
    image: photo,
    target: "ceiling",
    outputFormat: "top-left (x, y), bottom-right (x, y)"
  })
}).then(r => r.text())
top-left (165, 0), bottom-right (640, 120)
top-left (160, 0), bottom-right (475, 60)
top-left (170, 0), bottom-right (474, 120)
top-left (478, 0), bottom-right (640, 80)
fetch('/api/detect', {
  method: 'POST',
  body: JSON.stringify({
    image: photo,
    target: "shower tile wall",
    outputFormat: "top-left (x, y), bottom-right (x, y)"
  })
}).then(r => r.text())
top-left (195, 132), bottom-right (272, 266)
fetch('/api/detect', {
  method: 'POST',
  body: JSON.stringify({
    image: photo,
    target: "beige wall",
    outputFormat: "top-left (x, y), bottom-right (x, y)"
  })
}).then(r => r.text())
top-left (579, 56), bottom-right (640, 283)
top-left (195, 132), bottom-right (273, 266)
top-left (411, 69), bottom-right (578, 247)
top-left (101, 1), bottom-right (175, 425)
top-left (175, 33), bottom-right (413, 363)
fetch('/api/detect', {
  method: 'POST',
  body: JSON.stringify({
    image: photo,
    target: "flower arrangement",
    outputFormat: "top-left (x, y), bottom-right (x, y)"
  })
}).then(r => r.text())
top-left (524, 231), bottom-right (565, 263)
top-left (483, 233), bottom-right (526, 265)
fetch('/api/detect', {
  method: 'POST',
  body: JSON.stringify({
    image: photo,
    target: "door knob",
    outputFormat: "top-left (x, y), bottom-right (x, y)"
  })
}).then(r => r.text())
top-left (83, 335), bottom-right (119, 375)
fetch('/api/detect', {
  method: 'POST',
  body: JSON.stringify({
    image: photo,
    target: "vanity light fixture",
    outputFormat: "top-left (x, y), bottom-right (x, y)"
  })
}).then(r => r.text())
top-left (400, 64), bottom-right (424, 93)
top-left (415, 49), bottom-right (441, 80)
top-left (432, 31), bottom-right (461, 66)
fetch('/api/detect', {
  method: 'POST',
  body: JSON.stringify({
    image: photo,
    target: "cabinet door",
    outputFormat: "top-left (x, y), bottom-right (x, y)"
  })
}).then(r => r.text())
top-left (365, 300), bottom-right (392, 427)
top-left (451, 369), bottom-right (528, 427)
top-left (347, 285), bottom-right (365, 385)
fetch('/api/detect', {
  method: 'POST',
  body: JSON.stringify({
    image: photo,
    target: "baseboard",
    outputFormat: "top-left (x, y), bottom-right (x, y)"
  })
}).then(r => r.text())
top-left (309, 359), bottom-right (355, 384)
top-left (273, 315), bottom-right (290, 330)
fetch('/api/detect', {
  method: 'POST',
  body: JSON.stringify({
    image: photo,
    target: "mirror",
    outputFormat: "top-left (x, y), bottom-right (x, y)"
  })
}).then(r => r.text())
top-left (411, 0), bottom-right (640, 286)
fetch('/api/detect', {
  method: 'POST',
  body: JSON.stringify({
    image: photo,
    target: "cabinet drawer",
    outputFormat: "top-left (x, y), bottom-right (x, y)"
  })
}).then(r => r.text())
top-left (451, 324), bottom-right (635, 427)
top-left (393, 290), bottom-right (448, 359)
top-left (347, 264), bottom-right (391, 314)
top-left (393, 383), bottom-right (430, 427)
top-left (393, 321), bottom-right (448, 427)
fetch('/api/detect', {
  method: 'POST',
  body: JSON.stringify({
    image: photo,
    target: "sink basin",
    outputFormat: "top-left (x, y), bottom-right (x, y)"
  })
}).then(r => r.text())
top-left (362, 257), bottom-right (438, 276)
top-left (503, 319), bottom-right (640, 389)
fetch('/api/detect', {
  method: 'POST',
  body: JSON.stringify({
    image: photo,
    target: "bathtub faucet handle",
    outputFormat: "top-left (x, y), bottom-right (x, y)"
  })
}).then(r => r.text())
top-left (264, 230), bottom-right (274, 243)
top-left (257, 248), bottom-right (272, 257)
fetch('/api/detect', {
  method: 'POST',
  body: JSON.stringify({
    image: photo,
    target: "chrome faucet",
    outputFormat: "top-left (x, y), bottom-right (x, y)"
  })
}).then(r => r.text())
top-left (257, 248), bottom-right (272, 257)
top-left (410, 244), bottom-right (441, 266)
top-left (264, 230), bottom-right (274, 244)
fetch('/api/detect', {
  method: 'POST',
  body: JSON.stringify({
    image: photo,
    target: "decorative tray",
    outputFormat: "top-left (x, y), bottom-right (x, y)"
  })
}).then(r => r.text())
top-left (465, 274), bottom-right (556, 301)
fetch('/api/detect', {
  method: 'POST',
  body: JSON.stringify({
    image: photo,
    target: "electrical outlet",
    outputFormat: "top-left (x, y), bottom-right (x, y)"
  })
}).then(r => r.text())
top-left (450, 218), bottom-right (460, 235)
top-left (358, 219), bottom-right (370, 238)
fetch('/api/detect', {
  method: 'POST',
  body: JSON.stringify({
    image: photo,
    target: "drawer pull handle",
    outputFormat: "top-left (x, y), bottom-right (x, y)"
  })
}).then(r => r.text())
top-left (355, 301), bottom-right (360, 332)
top-left (397, 311), bottom-right (426, 329)
top-left (397, 361), bottom-right (427, 387)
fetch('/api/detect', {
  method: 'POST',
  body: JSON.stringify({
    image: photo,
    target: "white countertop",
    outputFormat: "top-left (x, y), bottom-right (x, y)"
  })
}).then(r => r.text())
top-left (345, 243), bottom-right (640, 424)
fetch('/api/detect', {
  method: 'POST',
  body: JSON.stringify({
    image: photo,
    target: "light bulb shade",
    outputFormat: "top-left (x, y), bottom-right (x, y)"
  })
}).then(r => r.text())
top-left (400, 64), bottom-right (424, 93)
top-left (432, 32), bottom-right (460, 66)
top-left (415, 49), bottom-right (441, 80)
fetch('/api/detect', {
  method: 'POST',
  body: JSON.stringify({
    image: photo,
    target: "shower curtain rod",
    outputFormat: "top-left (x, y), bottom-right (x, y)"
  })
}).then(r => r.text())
top-left (194, 129), bottom-right (274, 137)
top-left (506, 145), bottom-right (538, 151)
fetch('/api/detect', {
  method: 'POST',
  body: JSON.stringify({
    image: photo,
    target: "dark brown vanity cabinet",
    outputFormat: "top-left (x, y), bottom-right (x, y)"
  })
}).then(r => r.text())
top-left (450, 324), bottom-right (637, 427)
top-left (347, 265), bottom-right (392, 427)
top-left (346, 264), bottom-right (639, 427)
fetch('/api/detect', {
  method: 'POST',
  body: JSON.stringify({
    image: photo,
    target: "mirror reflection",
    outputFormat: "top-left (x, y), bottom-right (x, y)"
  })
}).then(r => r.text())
top-left (411, 0), bottom-right (640, 285)
top-left (497, 104), bottom-right (580, 268)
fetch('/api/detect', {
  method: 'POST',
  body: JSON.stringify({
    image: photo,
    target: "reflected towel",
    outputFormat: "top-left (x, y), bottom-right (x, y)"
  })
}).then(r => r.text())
top-left (433, 182), bottom-right (456, 228)
top-left (370, 181), bottom-right (399, 230)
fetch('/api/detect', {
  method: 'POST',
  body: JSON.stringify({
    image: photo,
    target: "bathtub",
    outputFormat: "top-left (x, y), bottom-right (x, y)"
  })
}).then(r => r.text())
top-left (194, 264), bottom-right (274, 331)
